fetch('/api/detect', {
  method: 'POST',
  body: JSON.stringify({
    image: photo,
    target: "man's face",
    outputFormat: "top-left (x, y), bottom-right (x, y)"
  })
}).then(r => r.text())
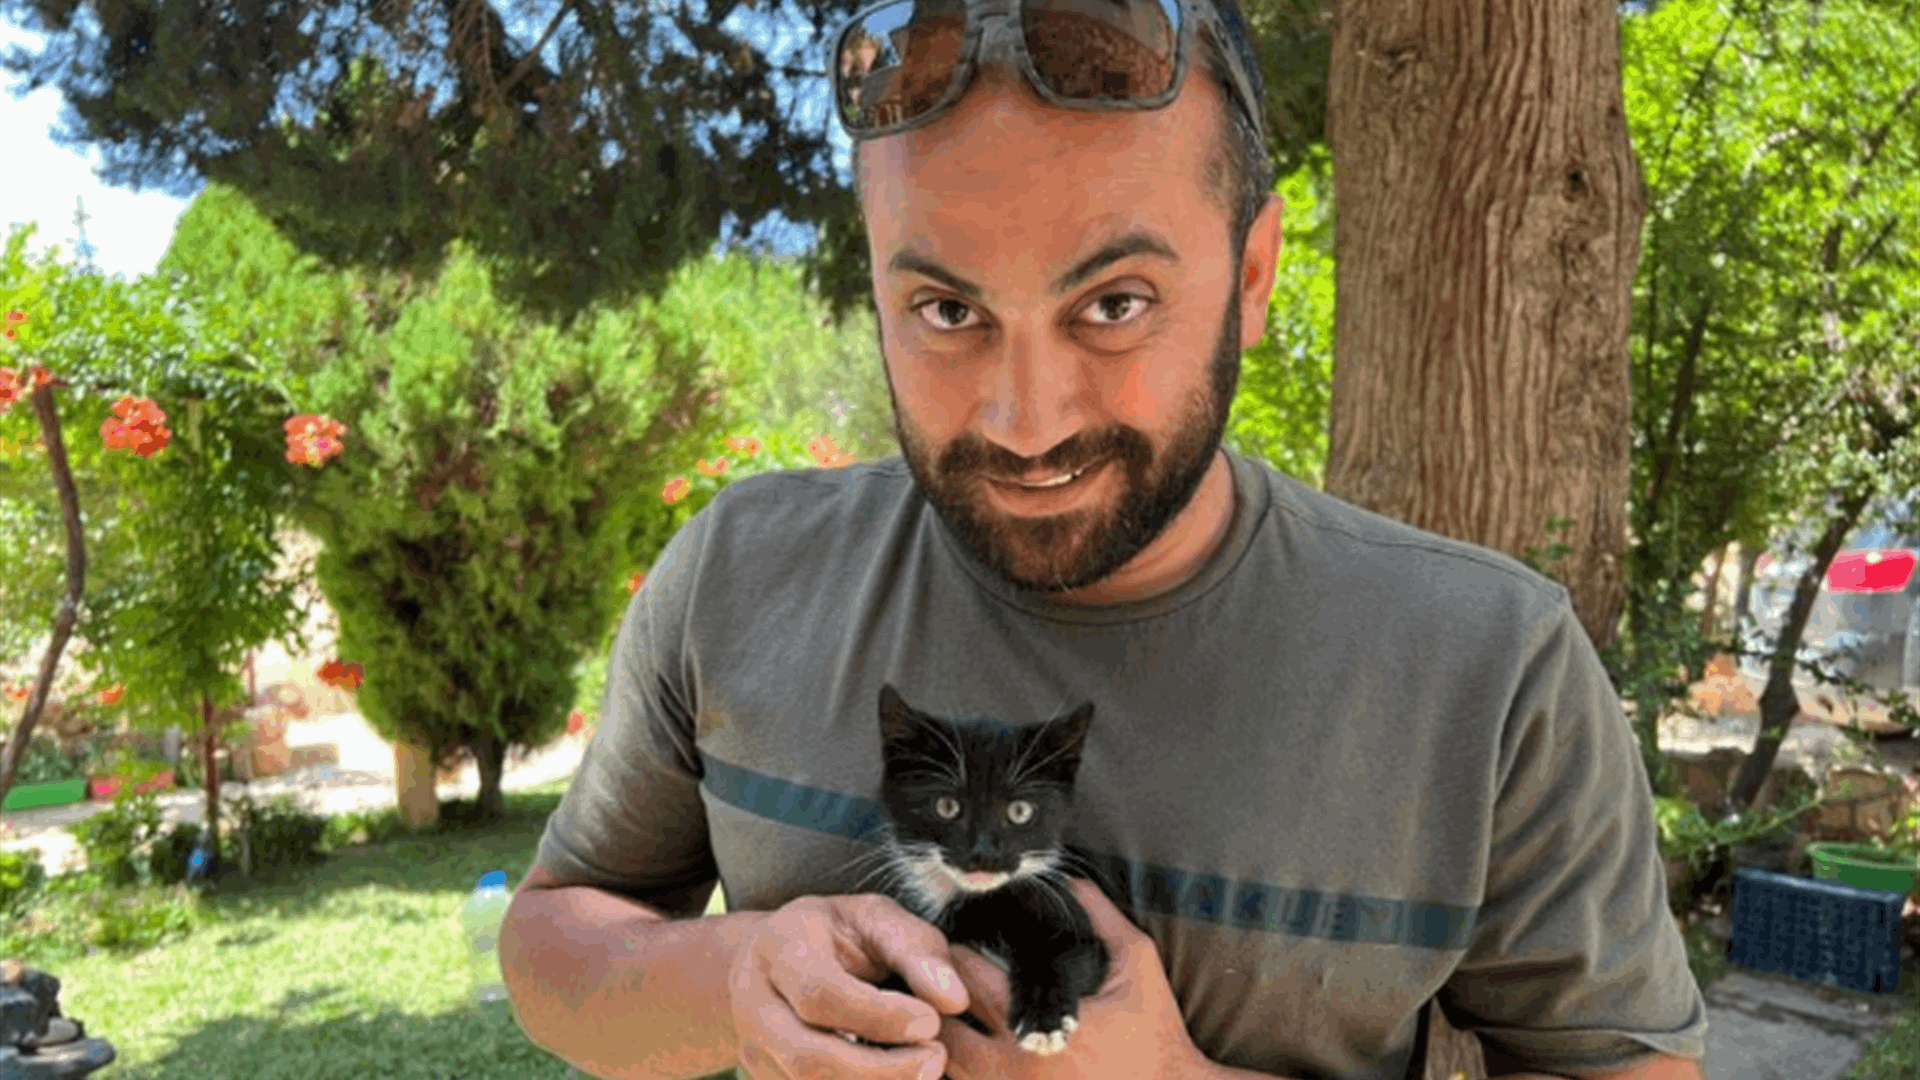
top-left (861, 48), bottom-right (1281, 595)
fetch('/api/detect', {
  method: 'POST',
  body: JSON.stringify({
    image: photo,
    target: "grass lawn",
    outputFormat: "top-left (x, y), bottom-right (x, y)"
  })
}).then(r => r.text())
top-left (21, 777), bottom-right (702, 1080)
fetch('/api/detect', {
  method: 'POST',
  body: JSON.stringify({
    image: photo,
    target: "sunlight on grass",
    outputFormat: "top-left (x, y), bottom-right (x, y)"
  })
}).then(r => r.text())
top-left (27, 780), bottom-right (584, 1080)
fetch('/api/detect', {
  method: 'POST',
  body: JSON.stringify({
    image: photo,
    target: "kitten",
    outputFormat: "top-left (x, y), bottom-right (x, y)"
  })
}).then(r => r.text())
top-left (841, 683), bottom-right (1112, 1059)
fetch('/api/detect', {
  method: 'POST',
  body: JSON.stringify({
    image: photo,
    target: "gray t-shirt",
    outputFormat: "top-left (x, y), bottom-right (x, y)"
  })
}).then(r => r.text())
top-left (535, 450), bottom-right (1709, 1080)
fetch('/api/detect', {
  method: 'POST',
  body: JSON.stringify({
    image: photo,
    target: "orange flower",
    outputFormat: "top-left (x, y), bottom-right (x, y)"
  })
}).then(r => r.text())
top-left (627, 570), bottom-right (647, 594)
top-left (28, 365), bottom-right (51, 390)
top-left (567, 709), bottom-right (586, 735)
top-left (725, 436), bottom-right (762, 457)
top-left (2, 683), bottom-right (31, 702)
top-left (697, 456), bottom-right (730, 476)
top-left (285, 413), bottom-right (347, 467)
top-left (101, 395), bottom-right (172, 458)
top-left (316, 659), bottom-right (365, 690)
top-left (807, 434), bottom-right (855, 468)
top-left (662, 476), bottom-right (692, 504)
top-left (96, 684), bottom-right (125, 705)
top-left (2, 310), bottom-right (23, 342)
top-left (0, 369), bottom-right (19, 413)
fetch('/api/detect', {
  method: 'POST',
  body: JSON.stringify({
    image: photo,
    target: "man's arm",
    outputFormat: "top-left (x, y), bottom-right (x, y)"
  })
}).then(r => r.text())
top-left (500, 859), bottom-right (767, 1080)
top-left (1189, 1050), bottom-right (1704, 1080)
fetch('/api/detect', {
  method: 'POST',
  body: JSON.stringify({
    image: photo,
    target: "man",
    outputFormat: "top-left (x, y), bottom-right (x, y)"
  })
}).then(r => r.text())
top-left (499, 2), bottom-right (1709, 1078)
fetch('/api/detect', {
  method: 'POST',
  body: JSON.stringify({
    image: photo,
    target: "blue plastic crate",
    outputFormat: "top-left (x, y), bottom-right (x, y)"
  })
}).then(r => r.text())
top-left (1726, 867), bottom-right (1905, 993)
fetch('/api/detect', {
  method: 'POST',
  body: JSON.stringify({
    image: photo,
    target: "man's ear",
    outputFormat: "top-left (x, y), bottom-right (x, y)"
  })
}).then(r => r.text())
top-left (1238, 192), bottom-right (1285, 352)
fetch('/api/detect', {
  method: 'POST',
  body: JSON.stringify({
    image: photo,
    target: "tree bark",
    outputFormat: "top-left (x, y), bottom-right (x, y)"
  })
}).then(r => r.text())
top-left (1324, 0), bottom-right (1644, 654)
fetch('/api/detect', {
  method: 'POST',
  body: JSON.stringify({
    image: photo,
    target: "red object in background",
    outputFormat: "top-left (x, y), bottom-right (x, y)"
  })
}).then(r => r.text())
top-left (567, 709), bottom-right (585, 735)
top-left (1825, 550), bottom-right (1917, 592)
top-left (90, 769), bottom-right (175, 800)
top-left (316, 659), bottom-right (364, 690)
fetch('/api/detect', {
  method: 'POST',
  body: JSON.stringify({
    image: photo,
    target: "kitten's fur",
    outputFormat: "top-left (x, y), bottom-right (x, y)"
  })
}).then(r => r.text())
top-left (842, 684), bottom-right (1111, 1058)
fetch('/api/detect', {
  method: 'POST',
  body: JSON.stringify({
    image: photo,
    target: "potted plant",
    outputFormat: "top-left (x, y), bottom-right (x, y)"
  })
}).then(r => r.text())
top-left (86, 743), bottom-right (175, 801)
top-left (0, 735), bottom-right (90, 811)
top-left (1806, 779), bottom-right (1920, 897)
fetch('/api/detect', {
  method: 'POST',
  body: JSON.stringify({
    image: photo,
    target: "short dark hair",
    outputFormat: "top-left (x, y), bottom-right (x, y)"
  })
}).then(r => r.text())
top-left (851, 1), bottom-right (1274, 264)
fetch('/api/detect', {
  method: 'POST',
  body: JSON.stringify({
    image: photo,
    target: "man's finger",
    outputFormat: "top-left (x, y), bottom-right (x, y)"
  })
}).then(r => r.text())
top-left (774, 942), bottom-right (943, 1045)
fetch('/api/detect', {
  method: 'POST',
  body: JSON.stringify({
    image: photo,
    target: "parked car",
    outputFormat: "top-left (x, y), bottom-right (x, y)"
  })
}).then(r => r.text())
top-left (1740, 500), bottom-right (1920, 709)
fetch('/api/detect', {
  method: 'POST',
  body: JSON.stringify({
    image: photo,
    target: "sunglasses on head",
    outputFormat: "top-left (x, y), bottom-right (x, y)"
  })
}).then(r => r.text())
top-left (832, 0), bottom-right (1267, 146)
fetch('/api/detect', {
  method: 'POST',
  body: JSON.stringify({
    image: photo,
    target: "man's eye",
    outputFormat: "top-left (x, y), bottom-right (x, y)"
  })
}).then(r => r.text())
top-left (911, 291), bottom-right (1156, 333)
top-left (1082, 292), bottom-right (1153, 326)
top-left (916, 296), bottom-right (981, 331)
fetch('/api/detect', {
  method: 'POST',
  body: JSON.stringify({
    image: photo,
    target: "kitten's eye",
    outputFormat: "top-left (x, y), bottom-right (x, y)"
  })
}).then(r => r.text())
top-left (935, 796), bottom-right (962, 820)
top-left (1006, 800), bottom-right (1034, 826)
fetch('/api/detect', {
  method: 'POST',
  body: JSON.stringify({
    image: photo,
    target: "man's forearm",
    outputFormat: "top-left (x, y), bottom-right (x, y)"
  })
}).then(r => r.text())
top-left (500, 884), bottom-right (766, 1080)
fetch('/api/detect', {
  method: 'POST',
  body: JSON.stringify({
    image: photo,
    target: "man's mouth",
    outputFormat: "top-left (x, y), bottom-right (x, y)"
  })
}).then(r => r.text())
top-left (997, 460), bottom-right (1102, 490)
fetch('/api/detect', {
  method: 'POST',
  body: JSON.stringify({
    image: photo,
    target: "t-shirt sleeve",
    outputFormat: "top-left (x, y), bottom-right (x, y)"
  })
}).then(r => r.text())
top-left (531, 503), bottom-right (720, 919)
top-left (1439, 593), bottom-right (1710, 1076)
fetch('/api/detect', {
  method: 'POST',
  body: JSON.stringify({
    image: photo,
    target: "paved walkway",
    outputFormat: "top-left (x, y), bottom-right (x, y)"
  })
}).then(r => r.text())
top-left (0, 710), bottom-right (587, 874)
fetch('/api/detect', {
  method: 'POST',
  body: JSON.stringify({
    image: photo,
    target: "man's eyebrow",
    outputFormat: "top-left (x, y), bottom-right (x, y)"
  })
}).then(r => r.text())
top-left (887, 228), bottom-right (1182, 301)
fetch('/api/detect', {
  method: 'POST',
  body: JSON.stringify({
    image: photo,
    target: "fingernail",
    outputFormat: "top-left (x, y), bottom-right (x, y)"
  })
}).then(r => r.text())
top-left (916, 957), bottom-right (959, 996)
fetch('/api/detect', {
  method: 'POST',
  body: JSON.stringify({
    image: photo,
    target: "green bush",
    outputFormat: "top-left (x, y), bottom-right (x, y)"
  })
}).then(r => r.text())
top-left (0, 848), bottom-right (47, 922)
top-left (320, 805), bottom-right (409, 850)
top-left (1654, 786), bottom-right (1824, 914)
top-left (225, 790), bottom-right (329, 876)
top-left (64, 790), bottom-right (165, 889)
top-left (6, 736), bottom-right (87, 785)
top-left (145, 821), bottom-right (209, 886)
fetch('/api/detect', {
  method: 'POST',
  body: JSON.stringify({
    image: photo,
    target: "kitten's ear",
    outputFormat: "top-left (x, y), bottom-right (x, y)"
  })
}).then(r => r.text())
top-left (1026, 702), bottom-right (1095, 781)
top-left (877, 683), bottom-right (920, 744)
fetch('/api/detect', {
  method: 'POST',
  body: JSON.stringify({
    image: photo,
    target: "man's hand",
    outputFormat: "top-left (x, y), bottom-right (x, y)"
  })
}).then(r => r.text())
top-left (937, 877), bottom-right (1213, 1080)
top-left (729, 893), bottom-right (969, 1080)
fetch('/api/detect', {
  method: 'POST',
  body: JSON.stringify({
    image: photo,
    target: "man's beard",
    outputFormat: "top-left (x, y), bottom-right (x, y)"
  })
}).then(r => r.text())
top-left (886, 268), bottom-right (1242, 595)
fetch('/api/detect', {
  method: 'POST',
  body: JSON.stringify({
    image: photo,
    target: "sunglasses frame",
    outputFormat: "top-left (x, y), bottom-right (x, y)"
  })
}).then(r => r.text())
top-left (831, 0), bottom-right (1267, 147)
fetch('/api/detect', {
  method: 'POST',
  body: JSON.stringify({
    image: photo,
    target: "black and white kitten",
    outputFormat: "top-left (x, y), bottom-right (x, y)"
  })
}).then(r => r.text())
top-left (842, 683), bottom-right (1112, 1058)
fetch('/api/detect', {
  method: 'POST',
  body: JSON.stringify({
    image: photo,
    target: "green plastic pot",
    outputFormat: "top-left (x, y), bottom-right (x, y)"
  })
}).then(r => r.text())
top-left (1, 776), bottom-right (88, 812)
top-left (1807, 841), bottom-right (1920, 896)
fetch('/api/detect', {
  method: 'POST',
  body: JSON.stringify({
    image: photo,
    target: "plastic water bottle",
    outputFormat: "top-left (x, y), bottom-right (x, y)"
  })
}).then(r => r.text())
top-left (461, 870), bottom-right (513, 1004)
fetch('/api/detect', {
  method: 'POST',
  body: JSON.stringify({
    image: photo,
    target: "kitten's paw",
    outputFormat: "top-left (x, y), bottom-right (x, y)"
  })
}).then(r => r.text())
top-left (1011, 1012), bottom-right (1078, 1056)
top-left (1015, 1025), bottom-right (1071, 1056)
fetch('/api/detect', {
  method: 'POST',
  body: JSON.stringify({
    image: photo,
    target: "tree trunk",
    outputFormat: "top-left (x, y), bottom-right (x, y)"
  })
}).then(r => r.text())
top-left (473, 727), bottom-right (507, 820)
top-left (201, 694), bottom-right (221, 876)
top-left (1324, 0), bottom-right (1644, 655)
top-left (1727, 490), bottom-right (1873, 812)
top-left (0, 381), bottom-right (87, 811)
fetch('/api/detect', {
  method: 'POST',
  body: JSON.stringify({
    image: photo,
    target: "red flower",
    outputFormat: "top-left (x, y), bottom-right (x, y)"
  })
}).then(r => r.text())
top-left (101, 395), bottom-right (172, 458)
top-left (567, 709), bottom-right (586, 735)
top-left (0, 370), bottom-right (19, 413)
top-left (662, 477), bottom-right (692, 504)
top-left (28, 365), bottom-right (51, 390)
top-left (627, 570), bottom-right (646, 594)
top-left (697, 456), bottom-right (730, 477)
top-left (285, 413), bottom-right (347, 467)
top-left (1, 683), bottom-right (31, 702)
top-left (316, 659), bottom-right (365, 690)
top-left (724, 436), bottom-right (762, 457)
top-left (96, 684), bottom-right (125, 705)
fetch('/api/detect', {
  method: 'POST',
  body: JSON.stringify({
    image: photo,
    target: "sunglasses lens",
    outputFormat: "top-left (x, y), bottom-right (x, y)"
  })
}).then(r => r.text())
top-left (1023, 0), bottom-right (1178, 101)
top-left (837, 1), bottom-right (970, 133)
top-left (837, 0), bottom-right (1183, 134)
